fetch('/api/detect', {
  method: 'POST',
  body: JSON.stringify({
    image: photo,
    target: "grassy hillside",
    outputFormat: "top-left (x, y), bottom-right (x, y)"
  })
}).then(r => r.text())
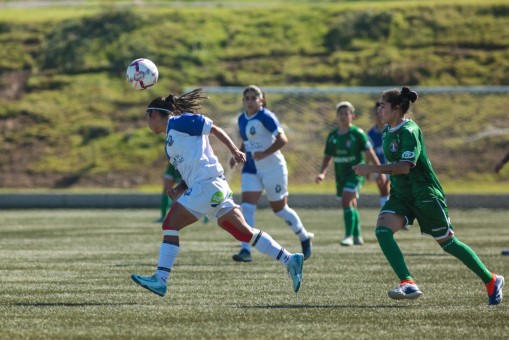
top-left (0, 1), bottom-right (508, 190)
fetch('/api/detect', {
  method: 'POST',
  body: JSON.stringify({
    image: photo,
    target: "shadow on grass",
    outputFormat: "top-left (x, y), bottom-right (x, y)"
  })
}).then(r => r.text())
top-left (13, 302), bottom-right (141, 307)
top-left (240, 304), bottom-right (414, 309)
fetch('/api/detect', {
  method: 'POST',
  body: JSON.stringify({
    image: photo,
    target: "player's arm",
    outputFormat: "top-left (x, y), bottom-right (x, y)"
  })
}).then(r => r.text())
top-left (353, 161), bottom-right (412, 176)
top-left (252, 131), bottom-right (288, 161)
top-left (315, 155), bottom-right (332, 183)
top-left (210, 124), bottom-right (246, 164)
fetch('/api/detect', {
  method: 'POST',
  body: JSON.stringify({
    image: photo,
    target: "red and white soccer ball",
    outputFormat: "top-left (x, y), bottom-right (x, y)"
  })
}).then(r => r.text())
top-left (126, 58), bottom-right (159, 90)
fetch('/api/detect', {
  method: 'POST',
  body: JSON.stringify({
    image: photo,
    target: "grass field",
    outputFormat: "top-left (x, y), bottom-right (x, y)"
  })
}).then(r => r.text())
top-left (0, 208), bottom-right (508, 339)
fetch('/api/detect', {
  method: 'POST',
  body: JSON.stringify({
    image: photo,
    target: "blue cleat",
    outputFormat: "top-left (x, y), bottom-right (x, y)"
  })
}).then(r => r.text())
top-left (488, 274), bottom-right (504, 305)
top-left (131, 274), bottom-right (167, 297)
top-left (301, 233), bottom-right (314, 260)
top-left (388, 283), bottom-right (422, 300)
top-left (287, 253), bottom-right (304, 293)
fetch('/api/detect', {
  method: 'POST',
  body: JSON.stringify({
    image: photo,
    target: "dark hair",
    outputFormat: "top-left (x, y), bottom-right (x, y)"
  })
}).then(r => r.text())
top-left (382, 87), bottom-right (418, 115)
top-left (147, 88), bottom-right (208, 115)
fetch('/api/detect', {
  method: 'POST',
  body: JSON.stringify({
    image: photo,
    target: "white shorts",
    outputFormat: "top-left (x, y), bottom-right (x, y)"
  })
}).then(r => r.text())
top-left (177, 176), bottom-right (239, 219)
top-left (241, 167), bottom-right (288, 202)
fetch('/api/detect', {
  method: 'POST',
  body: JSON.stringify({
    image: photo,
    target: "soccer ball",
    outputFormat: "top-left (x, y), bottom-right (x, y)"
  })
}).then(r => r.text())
top-left (126, 58), bottom-right (159, 90)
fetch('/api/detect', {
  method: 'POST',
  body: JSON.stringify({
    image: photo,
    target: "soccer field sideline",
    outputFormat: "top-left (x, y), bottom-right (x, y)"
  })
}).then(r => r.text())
top-left (2, 193), bottom-right (509, 209)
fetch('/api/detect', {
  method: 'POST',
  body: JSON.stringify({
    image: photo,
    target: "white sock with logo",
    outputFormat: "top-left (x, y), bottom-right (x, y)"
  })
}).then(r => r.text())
top-left (250, 229), bottom-right (291, 266)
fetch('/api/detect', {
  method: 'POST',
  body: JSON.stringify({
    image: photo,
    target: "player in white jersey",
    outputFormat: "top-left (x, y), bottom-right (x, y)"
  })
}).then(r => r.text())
top-left (131, 88), bottom-right (304, 297)
top-left (229, 85), bottom-right (313, 262)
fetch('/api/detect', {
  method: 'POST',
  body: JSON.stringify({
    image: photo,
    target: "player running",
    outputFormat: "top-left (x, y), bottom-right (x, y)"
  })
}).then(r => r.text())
top-left (229, 85), bottom-right (313, 262)
top-left (353, 87), bottom-right (504, 305)
top-left (131, 88), bottom-right (304, 297)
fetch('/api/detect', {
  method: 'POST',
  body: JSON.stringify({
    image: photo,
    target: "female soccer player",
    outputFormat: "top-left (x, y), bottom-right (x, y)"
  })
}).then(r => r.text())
top-left (353, 87), bottom-right (504, 305)
top-left (316, 101), bottom-right (383, 246)
top-left (229, 85), bottom-right (313, 262)
top-left (131, 88), bottom-right (304, 297)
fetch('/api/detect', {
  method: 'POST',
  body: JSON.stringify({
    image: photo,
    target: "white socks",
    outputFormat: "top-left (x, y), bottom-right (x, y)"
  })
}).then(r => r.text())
top-left (250, 229), bottom-right (291, 266)
top-left (275, 205), bottom-right (310, 241)
top-left (156, 241), bottom-right (179, 282)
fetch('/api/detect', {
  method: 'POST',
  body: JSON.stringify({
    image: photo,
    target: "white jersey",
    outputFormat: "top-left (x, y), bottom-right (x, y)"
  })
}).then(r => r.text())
top-left (237, 107), bottom-right (287, 175)
top-left (164, 113), bottom-right (223, 187)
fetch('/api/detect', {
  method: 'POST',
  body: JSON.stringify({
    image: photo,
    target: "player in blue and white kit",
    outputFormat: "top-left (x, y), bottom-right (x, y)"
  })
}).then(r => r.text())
top-left (367, 101), bottom-right (390, 208)
top-left (229, 85), bottom-right (313, 262)
top-left (131, 89), bottom-right (304, 297)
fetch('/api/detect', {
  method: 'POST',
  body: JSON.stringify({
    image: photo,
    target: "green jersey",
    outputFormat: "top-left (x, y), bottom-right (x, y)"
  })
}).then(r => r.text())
top-left (383, 119), bottom-right (444, 201)
top-left (324, 125), bottom-right (372, 180)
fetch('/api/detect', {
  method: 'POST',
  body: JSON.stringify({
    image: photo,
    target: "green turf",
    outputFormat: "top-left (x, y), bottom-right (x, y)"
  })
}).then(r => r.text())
top-left (0, 208), bottom-right (507, 339)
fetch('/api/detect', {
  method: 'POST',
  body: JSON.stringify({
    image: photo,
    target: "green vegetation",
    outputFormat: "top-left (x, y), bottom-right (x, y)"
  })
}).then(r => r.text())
top-left (0, 1), bottom-right (508, 190)
top-left (0, 208), bottom-right (507, 338)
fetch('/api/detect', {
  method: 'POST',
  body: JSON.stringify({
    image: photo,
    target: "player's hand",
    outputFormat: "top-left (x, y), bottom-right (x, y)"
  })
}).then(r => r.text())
top-left (315, 173), bottom-right (325, 184)
top-left (353, 164), bottom-right (371, 176)
top-left (252, 151), bottom-right (268, 161)
top-left (231, 149), bottom-right (246, 164)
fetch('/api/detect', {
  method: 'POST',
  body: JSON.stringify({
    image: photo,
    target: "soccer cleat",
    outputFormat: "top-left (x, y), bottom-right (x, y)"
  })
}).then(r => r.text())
top-left (340, 236), bottom-right (353, 246)
top-left (501, 250), bottom-right (509, 256)
top-left (488, 274), bottom-right (504, 305)
top-left (131, 274), bottom-right (167, 297)
top-left (287, 253), bottom-right (304, 293)
top-left (387, 283), bottom-right (422, 300)
top-left (232, 249), bottom-right (253, 262)
top-left (353, 236), bottom-right (364, 245)
top-left (301, 233), bottom-right (314, 260)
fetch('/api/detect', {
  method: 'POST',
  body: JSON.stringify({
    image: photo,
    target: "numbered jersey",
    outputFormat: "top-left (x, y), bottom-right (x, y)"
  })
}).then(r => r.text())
top-left (164, 113), bottom-right (223, 187)
top-left (324, 125), bottom-right (372, 180)
top-left (382, 119), bottom-right (444, 200)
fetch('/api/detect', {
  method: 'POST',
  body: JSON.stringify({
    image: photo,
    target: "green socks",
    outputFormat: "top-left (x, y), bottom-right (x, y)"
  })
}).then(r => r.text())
top-left (352, 208), bottom-right (361, 238)
top-left (441, 237), bottom-right (492, 284)
top-left (343, 207), bottom-right (355, 237)
top-left (376, 226), bottom-right (413, 281)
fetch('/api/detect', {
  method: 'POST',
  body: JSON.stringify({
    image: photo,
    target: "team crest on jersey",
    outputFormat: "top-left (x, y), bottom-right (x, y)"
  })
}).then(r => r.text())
top-left (166, 135), bottom-right (174, 146)
top-left (390, 141), bottom-right (398, 153)
top-left (250, 126), bottom-right (256, 135)
top-left (210, 191), bottom-right (225, 207)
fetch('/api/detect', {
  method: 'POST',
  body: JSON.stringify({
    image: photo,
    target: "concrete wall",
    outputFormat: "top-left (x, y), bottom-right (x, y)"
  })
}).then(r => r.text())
top-left (0, 193), bottom-right (508, 209)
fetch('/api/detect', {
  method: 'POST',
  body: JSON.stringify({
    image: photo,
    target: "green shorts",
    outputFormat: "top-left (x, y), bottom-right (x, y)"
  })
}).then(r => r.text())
top-left (335, 173), bottom-right (364, 198)
top-left (164, 163), bottom-right (182, 182)
top-left (381, 196), bottom-right (454, 240)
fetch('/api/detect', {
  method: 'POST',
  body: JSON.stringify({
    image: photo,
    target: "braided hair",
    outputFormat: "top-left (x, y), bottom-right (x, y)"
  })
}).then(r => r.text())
top-left (382, 86), bottom-right (418, 115)
top-left (147, 88), bottom-right (208, 115)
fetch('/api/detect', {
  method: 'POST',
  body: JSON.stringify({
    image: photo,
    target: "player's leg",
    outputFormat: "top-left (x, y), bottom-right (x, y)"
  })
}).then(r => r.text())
top-left (419, 199), bottom-right (504, 305)
top-left (132, 202), bottom-right (198, 297)
top-left (218, 206), bottom-right (304, 293)
top-left (270, 197), bottom-right (313, 260)
top-left (376, 201), bottom-right (421, 300)
top-left (232, 173), bottom-right (263, 262)
top-left (340, 190), bottom-right (357, 246)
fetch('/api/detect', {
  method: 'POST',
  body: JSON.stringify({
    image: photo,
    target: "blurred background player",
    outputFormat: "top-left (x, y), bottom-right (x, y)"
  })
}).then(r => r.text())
top-left (316, 101), bottom-right (384, 246)
top-left (229, 85), bottom-right (313, 262)
top-left (353, 87), bottom-right (504, 305)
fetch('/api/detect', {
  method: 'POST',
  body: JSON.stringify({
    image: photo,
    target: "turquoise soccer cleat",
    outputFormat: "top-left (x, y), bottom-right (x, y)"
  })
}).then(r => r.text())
top-left (287, 253), bottom-right (304, 293)
top-left (131, 274), bottom-right (167, 297)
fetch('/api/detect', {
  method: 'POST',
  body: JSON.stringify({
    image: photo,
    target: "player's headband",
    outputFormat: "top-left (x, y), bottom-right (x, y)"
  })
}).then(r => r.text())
top-left (146, 107), bottom-right (173, 113)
